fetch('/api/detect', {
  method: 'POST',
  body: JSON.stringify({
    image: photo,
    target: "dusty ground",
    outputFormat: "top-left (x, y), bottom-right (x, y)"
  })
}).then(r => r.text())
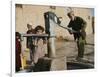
top-left (56, 34), bottom-right (94, 61)
top-left (55, 34), bottom-right (94, 70)
top-left (18, 34), bottom-right (94, 72)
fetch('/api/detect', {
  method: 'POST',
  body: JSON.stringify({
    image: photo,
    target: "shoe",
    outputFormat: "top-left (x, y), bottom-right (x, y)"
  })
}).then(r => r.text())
top-left (76, 57), bottom-right (83, 62)
top-left (76, 57), bottom-right (89, 62)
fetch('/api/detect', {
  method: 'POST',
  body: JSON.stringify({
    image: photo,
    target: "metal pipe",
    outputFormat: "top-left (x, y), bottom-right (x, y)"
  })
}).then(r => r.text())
top-left (21, 34), bottom-right (49, 37)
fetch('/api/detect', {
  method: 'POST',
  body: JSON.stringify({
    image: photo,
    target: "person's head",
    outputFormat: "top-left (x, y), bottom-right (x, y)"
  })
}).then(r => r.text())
top-left (27, 23), bottom-right (32, 30)
top-left (67, 11), bottom-right (75, 20)
top-left (35, 25), bottom-right (44, 34)
top-left (16, 32), bottom-right (21, 39)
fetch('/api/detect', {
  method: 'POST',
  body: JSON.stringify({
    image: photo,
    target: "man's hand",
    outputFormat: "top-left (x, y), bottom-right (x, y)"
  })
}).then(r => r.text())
top-left (68, 28), bottom-right (73, 34)
top-left (80, 29), bottom-right (86, 39)
top-left (69, 30), bottom-right (73, 34)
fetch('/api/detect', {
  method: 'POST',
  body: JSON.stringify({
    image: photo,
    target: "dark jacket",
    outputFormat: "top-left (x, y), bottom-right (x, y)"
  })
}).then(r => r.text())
top-left (68, 16), bottom-right (86, 40)
top-left (26, 29), bottom-right (35, 48)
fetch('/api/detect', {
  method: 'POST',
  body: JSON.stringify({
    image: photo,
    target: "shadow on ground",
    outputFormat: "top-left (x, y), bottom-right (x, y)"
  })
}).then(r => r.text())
top-left (33, 58), bottom-right (51, 72)
top-left (67, 62), bottom-right (94, 70)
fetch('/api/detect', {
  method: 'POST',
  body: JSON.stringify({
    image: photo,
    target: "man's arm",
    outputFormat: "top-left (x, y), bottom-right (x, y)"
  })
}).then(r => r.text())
top-left (67, 21), bottom-right (73, 34)
top-left (79, 17), bottom-right (87, 31)
top-left (82, 21), bottom-right (87, 31)
top-left (79, 17), bottom-right (87, 39)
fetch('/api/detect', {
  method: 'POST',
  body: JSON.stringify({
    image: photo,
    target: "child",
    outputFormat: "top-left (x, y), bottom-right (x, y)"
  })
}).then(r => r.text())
top-left (15, 32), bottom-right (22, 72)
top-left (32, 25), bottom-right (46, 65)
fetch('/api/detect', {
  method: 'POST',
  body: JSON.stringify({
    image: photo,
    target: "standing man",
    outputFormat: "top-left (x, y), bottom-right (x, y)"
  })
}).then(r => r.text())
top-left (67, 11), bottom-right (87, 61)
top-left (26, 23), bottom-right (35, 61)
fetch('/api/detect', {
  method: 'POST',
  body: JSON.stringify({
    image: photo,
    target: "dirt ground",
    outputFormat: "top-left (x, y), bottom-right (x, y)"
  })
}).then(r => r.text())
top-left (55, 34), bottom-right (94, 70)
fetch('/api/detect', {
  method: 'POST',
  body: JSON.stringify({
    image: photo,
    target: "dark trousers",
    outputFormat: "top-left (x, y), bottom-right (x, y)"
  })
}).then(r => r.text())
top-left (77, 38), bottom-right (85, 58)
top-left (75, 33), bottom-right (86, 58)
top-left (73, 31), bottom-right (86, 58)
top-left (27, 42), bottom-right (35, 61)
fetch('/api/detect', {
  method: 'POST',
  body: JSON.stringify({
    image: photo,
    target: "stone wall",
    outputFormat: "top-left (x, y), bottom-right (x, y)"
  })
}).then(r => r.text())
top-left (15, 4), bottom-right (94, 48)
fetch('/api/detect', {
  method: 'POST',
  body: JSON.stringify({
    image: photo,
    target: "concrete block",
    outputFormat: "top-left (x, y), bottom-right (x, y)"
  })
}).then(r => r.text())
top-left (50, 56), bottom-right (67, 71)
